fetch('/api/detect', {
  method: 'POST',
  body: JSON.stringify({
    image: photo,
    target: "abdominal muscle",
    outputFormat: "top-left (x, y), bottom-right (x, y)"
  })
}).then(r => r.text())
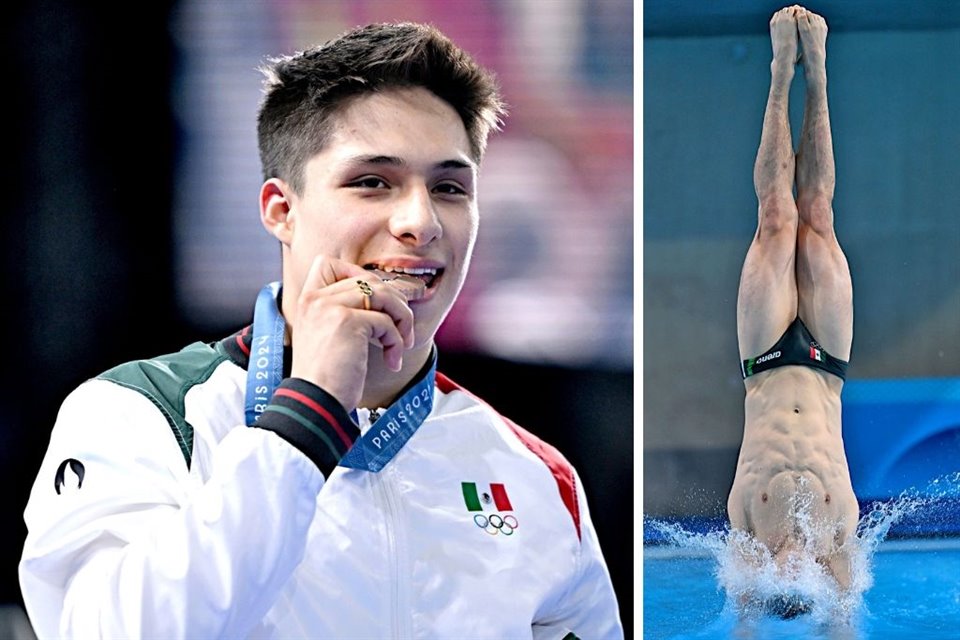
top-left (727, 367), bottom-right (859, 586)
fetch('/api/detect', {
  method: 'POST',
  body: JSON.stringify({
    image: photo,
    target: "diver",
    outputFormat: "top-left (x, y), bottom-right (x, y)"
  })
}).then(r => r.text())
top-left (726, 4), bottom-right (860, 610)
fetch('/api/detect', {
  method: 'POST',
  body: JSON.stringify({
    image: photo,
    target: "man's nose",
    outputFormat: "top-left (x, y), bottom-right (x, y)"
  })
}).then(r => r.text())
top-left (389, 185), bottom-right (442, 246)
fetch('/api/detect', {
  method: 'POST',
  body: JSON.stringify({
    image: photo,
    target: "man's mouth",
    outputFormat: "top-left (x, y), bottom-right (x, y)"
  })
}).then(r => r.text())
top-left (364, 264), bottom-right (442, 289)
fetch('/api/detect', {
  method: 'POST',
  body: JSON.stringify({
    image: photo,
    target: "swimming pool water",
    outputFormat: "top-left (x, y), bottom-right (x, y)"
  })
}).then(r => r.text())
top-left (643, 539), bottom-right (960, 639)
top-left (643, 476), bottom-right (960, 637)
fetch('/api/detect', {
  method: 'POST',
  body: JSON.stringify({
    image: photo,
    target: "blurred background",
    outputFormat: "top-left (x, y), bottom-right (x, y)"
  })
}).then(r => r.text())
top-left (644, 0), bottom-right (960, 529)
top-left (1, 0), bottom-right (634, 635)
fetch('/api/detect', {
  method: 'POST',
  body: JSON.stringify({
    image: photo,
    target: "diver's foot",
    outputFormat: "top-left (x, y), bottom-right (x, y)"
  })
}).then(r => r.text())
top-left (770, 6), bottom-right (800, 68)
top-left (797, 6), bottom-right (828, 81)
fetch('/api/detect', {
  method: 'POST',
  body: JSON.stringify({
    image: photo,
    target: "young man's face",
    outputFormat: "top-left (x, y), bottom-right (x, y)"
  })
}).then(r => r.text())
top-left (278, 86), bottom-right (479, 348)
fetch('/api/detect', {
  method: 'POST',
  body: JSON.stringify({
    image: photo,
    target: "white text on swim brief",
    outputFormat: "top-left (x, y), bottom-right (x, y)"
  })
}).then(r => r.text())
top-left (756, 350), bottom-right (782, 364)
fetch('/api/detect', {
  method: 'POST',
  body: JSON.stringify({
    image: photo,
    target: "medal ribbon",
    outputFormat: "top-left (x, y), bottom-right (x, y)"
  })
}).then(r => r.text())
top-left (244, 281), bottom-right (286, 426)
top-left (339, 352), bottom-right (436, 473)
top-left (244, 281), bottom-right (435, 472)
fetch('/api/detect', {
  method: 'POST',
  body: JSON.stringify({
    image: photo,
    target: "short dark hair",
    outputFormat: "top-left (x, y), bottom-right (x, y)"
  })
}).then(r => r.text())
top-left (256, 22), bottom-right (506, 193)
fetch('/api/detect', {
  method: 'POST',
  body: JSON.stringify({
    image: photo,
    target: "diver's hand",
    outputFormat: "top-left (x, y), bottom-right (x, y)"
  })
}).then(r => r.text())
top-left (289, 255), bottom-right (415, 411)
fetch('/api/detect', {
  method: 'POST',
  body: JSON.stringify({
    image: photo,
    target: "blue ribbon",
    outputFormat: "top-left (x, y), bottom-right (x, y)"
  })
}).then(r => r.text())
top-left (244, 281), bottom-right (435, 472)
top-left (244, 281), bottom-right (286, 426)
top-left (339, 352), bottom-right (437, 473)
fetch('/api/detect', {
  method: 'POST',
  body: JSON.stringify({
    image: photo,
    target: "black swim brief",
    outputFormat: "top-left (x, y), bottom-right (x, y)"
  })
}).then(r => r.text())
top-left (741, 317), bottom-right (848, 381)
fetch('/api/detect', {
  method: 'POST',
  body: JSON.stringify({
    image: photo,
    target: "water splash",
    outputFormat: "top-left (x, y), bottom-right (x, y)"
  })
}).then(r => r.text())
top-left (858, 471), bottom-right (960, 548)
top-left (645, 472), bottom-right (960, 630)
top-left (647, 516), bottom-right (864, 627)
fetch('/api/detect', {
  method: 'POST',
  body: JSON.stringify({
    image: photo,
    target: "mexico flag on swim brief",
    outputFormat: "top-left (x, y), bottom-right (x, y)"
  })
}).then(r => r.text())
top-left (461, 482), bottom-right (514, 512)
top-left (810, 345), bottom-right (824, 362)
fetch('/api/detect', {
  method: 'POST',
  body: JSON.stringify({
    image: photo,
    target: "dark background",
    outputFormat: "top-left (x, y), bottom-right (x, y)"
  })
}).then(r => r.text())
top-left (1, 0), bottom-right (634, 635)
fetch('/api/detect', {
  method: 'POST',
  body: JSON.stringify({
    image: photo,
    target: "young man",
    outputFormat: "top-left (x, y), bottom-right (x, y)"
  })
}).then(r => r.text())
top-left (19, 23), bottom-right (623, 638)
top-left (726, 6), bottom-right (860, 597)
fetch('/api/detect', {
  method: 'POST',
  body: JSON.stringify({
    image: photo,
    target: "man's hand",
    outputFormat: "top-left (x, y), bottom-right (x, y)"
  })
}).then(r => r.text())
top-left (289, 255), bottom-right (417, 411)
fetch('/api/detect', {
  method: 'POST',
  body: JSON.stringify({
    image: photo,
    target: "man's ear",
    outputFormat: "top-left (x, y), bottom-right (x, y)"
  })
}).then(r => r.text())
top-left (260, 178), bottom-right (295, 245)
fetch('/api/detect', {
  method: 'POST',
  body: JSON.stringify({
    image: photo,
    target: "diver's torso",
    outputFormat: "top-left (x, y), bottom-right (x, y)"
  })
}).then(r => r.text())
top-left (729, 366), bottom-right (858, 554)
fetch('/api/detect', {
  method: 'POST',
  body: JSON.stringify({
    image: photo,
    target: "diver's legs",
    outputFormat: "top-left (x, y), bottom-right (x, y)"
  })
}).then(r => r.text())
top-left (794, 7), bottom-right (853, 361)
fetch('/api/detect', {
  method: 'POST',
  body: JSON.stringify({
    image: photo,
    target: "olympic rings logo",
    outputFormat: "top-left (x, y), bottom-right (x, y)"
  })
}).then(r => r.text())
top-left (473, 513), bottom-right (519, 536)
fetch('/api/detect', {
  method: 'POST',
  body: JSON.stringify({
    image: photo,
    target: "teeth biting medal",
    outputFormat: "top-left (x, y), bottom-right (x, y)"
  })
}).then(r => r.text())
top-left (368, 267), bottom-right (427, 300)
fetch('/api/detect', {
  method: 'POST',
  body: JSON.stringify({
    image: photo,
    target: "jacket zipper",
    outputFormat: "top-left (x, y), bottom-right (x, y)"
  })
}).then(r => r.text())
top-left (368, 408), bottom-right (408, 638)
top-left (374, 468), bottom-right (410, 638)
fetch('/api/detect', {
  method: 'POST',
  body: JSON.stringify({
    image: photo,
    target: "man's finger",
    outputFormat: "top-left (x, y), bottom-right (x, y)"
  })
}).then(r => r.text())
top-left (301, 255), bottom-right (369, 291)
top-left (364, 312), bottom-right (406, 371)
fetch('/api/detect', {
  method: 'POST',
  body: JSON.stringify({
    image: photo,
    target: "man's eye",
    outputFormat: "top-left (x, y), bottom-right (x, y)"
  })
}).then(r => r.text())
top-left (433, 182), bottom-right (467, 196)
top-left (349, 176), bottom-right (389, 189)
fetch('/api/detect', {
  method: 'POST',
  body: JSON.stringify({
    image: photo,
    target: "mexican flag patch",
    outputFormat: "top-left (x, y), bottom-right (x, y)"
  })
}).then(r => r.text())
top-left (461, 482), bottom-right (513, 512)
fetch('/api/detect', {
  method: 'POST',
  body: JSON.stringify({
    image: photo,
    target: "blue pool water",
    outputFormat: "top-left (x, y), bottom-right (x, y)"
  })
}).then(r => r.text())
top-left (644, 541), bottom-right (960, 639)
top-left (643, 477), bottom-right (960, 639)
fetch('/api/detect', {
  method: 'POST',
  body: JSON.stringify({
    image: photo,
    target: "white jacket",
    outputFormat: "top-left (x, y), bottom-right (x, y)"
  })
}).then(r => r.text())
top-left (19, 330), bottom-right (622, 639)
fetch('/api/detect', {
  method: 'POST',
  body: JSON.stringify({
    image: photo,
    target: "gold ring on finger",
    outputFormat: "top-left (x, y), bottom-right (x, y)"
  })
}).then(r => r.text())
top-left (357, 279), bottom-right (373, 311)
